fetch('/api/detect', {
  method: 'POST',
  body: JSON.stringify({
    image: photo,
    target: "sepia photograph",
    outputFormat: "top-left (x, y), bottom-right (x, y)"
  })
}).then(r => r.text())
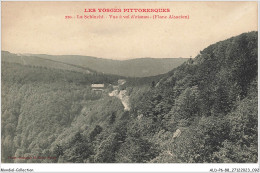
top-left (1, 1), bottom-right (259, 172)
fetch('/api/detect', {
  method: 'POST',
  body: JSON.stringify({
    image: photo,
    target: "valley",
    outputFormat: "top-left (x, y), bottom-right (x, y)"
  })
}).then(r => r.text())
top-left (1, 31), bottom-right (258, 163)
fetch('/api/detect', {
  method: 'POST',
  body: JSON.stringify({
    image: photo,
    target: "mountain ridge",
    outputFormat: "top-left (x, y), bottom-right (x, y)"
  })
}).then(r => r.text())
top-left (1, 51), bottom-right (188, 77)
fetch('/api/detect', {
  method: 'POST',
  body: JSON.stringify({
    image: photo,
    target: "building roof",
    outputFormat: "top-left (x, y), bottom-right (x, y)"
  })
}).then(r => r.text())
top-left (91, 84), bottom-right (104, 88)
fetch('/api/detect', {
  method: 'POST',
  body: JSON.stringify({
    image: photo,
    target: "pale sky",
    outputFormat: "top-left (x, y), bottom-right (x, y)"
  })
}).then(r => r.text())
top-left (1, 1), bottom-right (258, 60)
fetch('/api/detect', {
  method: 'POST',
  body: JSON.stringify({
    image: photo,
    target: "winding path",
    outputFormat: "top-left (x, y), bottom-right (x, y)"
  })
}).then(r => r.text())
top-left (108, 80), bottom-right (130, 111)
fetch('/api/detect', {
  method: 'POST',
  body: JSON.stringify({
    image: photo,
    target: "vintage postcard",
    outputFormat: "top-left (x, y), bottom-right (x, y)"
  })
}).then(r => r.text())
top-left (1, 1), bottom-right (259, 172)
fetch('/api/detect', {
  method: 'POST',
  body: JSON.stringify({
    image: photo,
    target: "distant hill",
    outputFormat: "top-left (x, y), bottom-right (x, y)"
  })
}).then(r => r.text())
top-left (1, 51), bottom-right (94, 74)
top-left (21, 54), bottom-right (188, 77)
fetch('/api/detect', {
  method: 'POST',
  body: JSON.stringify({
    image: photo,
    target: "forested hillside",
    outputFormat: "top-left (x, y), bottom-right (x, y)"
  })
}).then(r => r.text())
top-left (133, 31), bottom-right (258, 162)
top-left (1, 62), bottom-right (127, 163)
top-left (1, 31), bottom-right (258, 163)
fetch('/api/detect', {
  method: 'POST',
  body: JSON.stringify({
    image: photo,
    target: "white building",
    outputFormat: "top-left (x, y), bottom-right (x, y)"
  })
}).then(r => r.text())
top-left (91, 84), bottom-right (105, 91)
